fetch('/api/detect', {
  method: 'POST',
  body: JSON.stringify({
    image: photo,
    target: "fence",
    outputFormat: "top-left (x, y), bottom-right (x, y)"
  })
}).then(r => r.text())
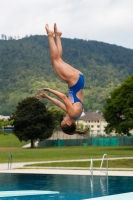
top-left (38, 136), bottom-right (133, 147)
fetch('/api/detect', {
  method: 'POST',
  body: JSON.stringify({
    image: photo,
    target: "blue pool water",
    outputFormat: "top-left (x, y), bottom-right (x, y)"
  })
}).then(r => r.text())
top-left (0, 173), bottom-right (133, 199)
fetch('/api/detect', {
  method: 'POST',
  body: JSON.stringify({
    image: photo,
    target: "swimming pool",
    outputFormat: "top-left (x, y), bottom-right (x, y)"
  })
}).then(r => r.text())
top-left (0, 173), bottom-right (133, 199)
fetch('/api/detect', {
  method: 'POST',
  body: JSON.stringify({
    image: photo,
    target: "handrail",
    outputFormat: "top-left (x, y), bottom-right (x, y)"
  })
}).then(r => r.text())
top-left (100, 154), bottom-right (108, 175)
top-left (90, 158), bottom-right (93, 176)
top-left (8, 154), bottom-right (12, 170)
top-left (90, 158), bottom-right (93, 197)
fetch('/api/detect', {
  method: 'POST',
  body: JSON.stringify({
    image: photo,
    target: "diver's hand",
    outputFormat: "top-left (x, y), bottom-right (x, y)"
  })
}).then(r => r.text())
top-left (36, 92), bottom-right (48, 100)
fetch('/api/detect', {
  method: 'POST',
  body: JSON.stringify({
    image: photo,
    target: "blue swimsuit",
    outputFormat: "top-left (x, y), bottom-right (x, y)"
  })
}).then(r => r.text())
top-left (68, 74), bottom-right (84, 119)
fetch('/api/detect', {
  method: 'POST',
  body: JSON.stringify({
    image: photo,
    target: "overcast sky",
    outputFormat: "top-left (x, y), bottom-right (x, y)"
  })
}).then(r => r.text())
top-left (0, 0), bottom-right (133, 49)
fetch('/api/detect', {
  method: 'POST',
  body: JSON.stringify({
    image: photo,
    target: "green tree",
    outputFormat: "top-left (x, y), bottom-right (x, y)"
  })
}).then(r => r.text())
top-left (77, 122), bottom-right (84, 130)
top-left (0, 119), bottom-right (13, 134)
top-left (11, 97), bottom-right (54, 148)
top-left (103, 75), bottom-right (133, 135)
top-left (48, 106), bottom-right (65, 130)
top-left (0, 119), bottom-right (13, 128)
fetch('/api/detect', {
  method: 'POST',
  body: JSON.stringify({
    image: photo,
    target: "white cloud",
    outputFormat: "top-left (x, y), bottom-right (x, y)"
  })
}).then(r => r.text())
top-left (0, 0), bottom-right (133, 49)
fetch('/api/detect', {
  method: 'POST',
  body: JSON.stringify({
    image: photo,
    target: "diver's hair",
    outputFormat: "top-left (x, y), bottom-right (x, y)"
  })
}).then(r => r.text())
top-left (61, 122), bottom-right (76, 135)
top-left (61, 122), bottom-right (90, 135)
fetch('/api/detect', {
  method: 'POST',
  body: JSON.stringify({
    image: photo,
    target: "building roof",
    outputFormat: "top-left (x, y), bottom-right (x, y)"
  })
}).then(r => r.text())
top-left (79, 111), bottom-right (104, 120)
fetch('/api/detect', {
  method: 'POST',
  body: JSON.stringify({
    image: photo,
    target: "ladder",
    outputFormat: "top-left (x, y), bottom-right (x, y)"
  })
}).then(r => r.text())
top-left (100, 154), bottom-right (108, 176)
top-left (90, 158), bottom-right (93, 176)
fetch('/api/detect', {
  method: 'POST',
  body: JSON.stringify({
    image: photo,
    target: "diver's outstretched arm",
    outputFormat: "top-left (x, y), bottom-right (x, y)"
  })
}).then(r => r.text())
top-left (38, 88), bottom-right (79, 117)
top-left (36, 92), bottom-right (67, 112)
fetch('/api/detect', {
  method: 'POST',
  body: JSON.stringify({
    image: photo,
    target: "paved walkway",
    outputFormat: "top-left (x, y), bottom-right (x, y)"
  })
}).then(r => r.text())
top-left (1, 168), bottom-right (133, 176)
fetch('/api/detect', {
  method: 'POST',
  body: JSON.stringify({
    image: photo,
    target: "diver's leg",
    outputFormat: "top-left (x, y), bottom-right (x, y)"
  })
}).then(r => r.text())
top-left (45, 24), bottom-right (81, 86)
top-left (54, 23), bottom-right (62, 58)
top-left (45, 24), bottom-right (59, 60)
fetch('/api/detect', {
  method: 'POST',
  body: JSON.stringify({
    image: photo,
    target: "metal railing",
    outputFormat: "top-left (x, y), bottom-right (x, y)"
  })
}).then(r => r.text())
top-left (90, 158), bottom-right (94, 197)
top-left (8, 154), bottom-right (12, 170)
top-left (100, 154), bottom-right (108, 175)
top-left (90, 158), bottom-right (93, 176)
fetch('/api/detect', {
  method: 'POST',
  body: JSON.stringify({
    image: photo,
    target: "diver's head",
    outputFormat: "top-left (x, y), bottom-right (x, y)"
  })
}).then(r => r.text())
top-left (61, 115), bottom-right (76, 135)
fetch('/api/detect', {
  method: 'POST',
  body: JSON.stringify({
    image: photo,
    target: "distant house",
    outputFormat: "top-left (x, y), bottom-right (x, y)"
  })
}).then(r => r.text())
top-left (0, 115), bottom-right (10, 121)
top-left (78, 111), bottom-right (107, 137)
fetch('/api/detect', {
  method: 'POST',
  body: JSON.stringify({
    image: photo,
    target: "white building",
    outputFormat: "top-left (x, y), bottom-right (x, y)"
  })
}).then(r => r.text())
top-left (78, 111), bottom-right (107, 137)
top-left (0, 115), bottom-right (10, 121)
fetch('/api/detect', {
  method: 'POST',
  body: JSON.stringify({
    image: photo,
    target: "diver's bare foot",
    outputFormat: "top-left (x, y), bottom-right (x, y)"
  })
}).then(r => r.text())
top-left (45, 24), bottom-right (54, 36)
top-left (54, 23), bottom-right (62, 36)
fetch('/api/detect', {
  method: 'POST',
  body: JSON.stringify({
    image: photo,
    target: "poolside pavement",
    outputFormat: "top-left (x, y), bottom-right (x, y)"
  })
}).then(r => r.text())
top-left (1, 168), bottom-right (133, 177)
top-left (85, 192), bottom-right (133, 200)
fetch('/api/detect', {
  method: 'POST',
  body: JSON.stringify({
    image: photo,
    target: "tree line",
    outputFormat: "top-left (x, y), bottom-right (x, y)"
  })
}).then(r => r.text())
top-left (0, 35), bottom-right (133, 115)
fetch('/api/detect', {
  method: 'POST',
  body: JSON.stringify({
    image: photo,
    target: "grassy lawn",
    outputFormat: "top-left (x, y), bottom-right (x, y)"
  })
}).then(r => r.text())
top-left (0, 134), bottom-right (133, 169)
top-left (0, 145), bottom-right (133, 163)
top-left (0, 134), bottom-right (28, 147)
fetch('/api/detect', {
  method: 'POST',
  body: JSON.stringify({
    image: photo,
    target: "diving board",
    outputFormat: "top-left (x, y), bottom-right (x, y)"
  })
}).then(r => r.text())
top-left (83, 192), bottom-right (133, 200)
top-left (0, 190), bottom-right (59, 197)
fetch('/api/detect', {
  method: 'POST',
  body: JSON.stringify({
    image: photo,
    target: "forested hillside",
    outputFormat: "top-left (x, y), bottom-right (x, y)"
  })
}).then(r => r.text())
top-left (0, 35), bottom-right (133, 115)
